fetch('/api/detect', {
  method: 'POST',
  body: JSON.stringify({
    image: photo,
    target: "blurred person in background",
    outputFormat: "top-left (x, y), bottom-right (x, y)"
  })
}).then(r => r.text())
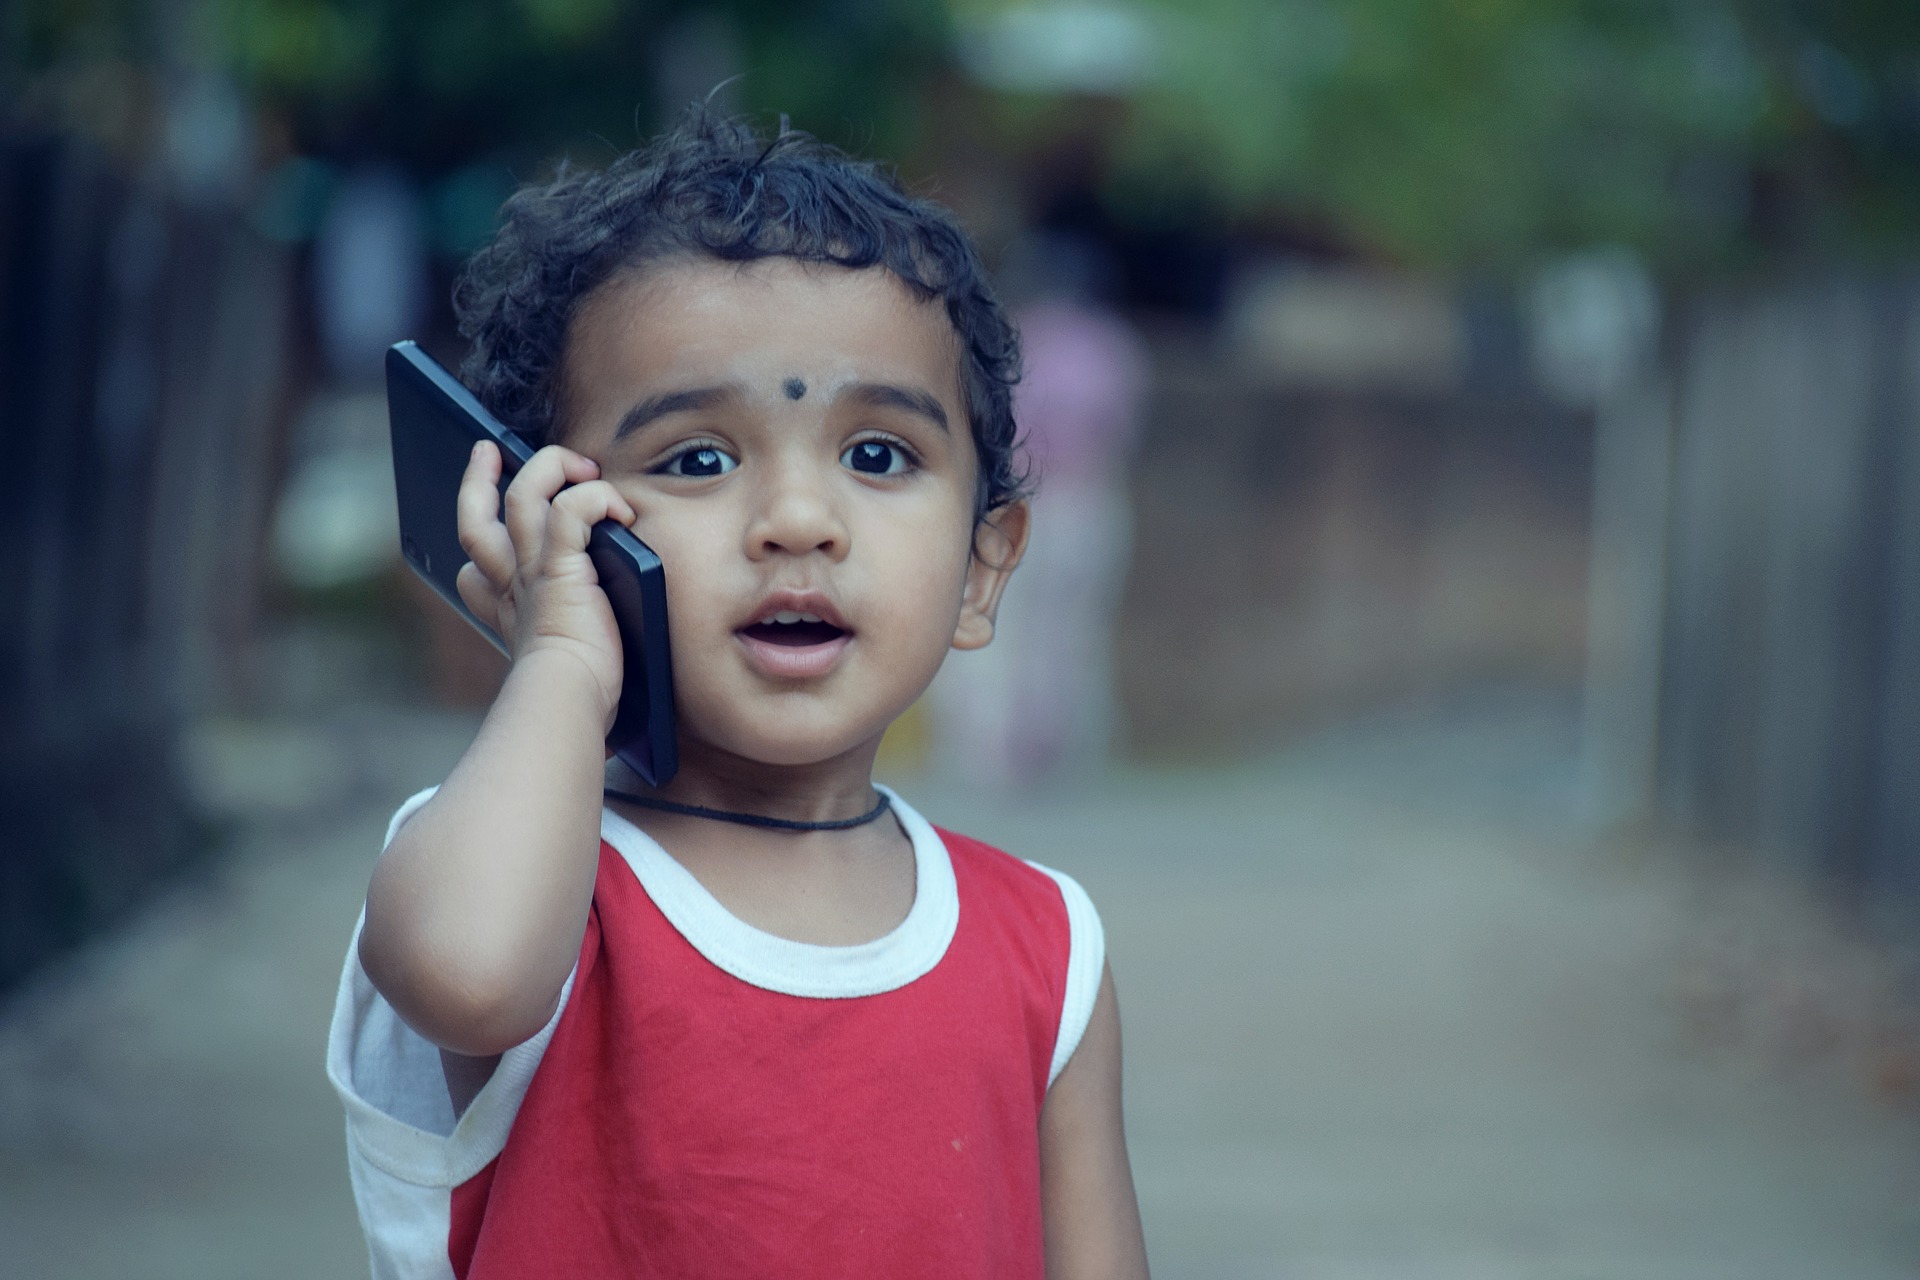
top-left (933, 231), bottom-right (1149, 786)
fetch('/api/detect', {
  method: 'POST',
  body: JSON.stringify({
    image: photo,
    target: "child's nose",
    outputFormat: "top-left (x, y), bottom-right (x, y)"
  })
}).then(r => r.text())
top-left (744, 457), bottom-right (848, 561)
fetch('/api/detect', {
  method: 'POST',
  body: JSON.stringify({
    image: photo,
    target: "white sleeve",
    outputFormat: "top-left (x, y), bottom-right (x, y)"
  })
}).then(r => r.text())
top-left (325, 787), bottom-right (575, 1277)
top-left (1024, 861), bottom-right (1106, 1087)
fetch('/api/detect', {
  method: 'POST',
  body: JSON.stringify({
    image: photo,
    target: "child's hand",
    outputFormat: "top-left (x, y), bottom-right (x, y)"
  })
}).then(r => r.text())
top-left (455, 441), bottom-right (637, 731)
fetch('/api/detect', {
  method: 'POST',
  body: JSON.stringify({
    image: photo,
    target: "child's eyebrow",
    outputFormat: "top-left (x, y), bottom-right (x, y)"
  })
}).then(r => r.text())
top-left (841, 382), bottom-right (949, 432)
top-left (612, 385), bottom-right (739, 442)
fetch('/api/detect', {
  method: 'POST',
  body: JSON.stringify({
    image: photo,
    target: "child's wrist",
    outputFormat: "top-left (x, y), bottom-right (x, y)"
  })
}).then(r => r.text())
top-left (507, 644), bottom-right (620, 733)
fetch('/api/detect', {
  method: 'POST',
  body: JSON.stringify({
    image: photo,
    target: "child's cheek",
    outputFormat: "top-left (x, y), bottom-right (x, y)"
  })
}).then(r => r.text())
top-left (875, 535), bottom-right (972, 666)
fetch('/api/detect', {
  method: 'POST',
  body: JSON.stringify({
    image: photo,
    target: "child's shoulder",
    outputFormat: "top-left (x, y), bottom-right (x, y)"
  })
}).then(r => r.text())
top-left (922, 818), bottom-right (1104, 1086)
top-left (930, 822), bottom-right (1038, 875)
top-left (926, 820), bottom-right (1101, 945)
top-left (929, 819), bottom-right (1069, 888)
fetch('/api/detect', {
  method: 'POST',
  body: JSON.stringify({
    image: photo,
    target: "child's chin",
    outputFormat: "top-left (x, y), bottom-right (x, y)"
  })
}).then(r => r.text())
top-left (695, 706), bottom-right (892, 770)
top-left (731, 734), bottom-right (875, 770)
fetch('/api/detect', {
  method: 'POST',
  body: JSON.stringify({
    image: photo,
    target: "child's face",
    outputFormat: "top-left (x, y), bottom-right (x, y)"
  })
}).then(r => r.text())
top-left (557, 257), bottom-right (1025, 771)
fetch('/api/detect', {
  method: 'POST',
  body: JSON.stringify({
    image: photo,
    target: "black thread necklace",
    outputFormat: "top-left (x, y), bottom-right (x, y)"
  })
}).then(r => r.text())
top-left (603, 786), bottom-right (892, 833)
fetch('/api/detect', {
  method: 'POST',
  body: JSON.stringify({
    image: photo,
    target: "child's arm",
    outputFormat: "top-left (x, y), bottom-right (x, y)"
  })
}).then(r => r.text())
top-left (358, 442), bottom-right (636, 1057)
top-left (1040, 965), bottom-right (1151, 1279)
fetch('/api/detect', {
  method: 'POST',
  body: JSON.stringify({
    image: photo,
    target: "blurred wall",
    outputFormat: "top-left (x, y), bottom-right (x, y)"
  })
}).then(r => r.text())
top-left (1116, 274), bottom-right (1591, 756)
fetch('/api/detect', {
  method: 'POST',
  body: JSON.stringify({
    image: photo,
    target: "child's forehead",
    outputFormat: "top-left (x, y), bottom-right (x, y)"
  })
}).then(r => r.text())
top-left (566, 256), bottom-right (963, 397)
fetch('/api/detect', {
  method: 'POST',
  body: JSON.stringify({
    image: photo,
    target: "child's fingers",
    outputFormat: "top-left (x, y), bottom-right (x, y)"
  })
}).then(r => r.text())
top-left (502, 445), bottom-right (601, 565)
top-left (454, 561), bottom-right (504, 632)
top-left (543, 481), bottom-right (638, 569)
top-left (456, 442), bottom-right (518, 591)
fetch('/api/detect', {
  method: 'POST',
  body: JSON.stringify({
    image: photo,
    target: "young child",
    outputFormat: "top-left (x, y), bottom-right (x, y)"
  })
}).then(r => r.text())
top-left (325, 112), bottom-right (1149, 1278)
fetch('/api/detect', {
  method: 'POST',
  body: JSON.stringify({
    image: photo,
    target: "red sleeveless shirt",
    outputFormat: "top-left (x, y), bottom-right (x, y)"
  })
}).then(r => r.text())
top-left (327, 789), bottom-right (1106, 1280)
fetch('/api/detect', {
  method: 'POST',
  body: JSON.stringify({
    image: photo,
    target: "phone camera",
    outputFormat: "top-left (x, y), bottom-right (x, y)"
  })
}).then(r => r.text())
top-left (403, 535), bottom-right (429, 573)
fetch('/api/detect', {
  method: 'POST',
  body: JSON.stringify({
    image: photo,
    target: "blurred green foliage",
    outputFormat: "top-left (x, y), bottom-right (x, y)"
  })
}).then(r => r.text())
top-left (1106, 0), bottom-right (1920, 270)
top-left (8, 0), bottom-right (950, 169)
top-left (213, 0), bottom-right (947, 169)
top-left (8, 0), bottom-right (1917, 272)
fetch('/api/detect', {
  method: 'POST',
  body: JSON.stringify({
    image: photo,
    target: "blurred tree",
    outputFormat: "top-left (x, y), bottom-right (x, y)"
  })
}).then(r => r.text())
top-left (9, 0), bottom-right (950, 174)
top-left (1096, 0), bottom-right (1920, 272)
top-left (211, 0), bottom-right (949, 169)
top-left (10, 0), bottom-right (1916, 270)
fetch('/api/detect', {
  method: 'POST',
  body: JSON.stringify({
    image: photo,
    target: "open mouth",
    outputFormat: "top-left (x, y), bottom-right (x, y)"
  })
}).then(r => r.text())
top-left (739, 610), bottom-right (848, 647)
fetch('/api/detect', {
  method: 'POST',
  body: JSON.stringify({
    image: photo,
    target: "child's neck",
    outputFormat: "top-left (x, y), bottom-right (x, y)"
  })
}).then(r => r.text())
top-left (604, 736), bottom-right (917, 947)
top-left (606, 733), bottom-right (887, 828)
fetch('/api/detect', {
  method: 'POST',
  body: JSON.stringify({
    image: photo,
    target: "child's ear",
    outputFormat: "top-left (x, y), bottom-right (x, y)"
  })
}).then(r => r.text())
top-left (951, 499), bottom-right (1031, 652)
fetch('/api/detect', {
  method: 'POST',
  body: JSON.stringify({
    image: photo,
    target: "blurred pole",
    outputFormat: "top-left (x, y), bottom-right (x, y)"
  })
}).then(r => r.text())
top-left (1528, 250), bottom-right (1664, 828)
top-left (143, 206), bottom-right (293, 714)
top-left (1581, 378), bottom-right (1674, 828)
top-left (1870, 296), bottom-right (1920, 926)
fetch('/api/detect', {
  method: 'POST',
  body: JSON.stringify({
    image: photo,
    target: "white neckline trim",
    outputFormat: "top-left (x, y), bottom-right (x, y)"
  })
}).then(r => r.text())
top-left (597, 784), bottom-right (957, 999)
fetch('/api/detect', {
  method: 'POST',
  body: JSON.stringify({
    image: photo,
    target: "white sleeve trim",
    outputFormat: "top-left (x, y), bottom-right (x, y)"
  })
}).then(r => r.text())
top-left (325, 785), bottom-right (575, 1188)
top-left (379, 785), bottom-right (439, 851)
top-left (327, 913), bottom-right (575, 1187)
top-left (1023, 861), bottom-right (1104, 1087)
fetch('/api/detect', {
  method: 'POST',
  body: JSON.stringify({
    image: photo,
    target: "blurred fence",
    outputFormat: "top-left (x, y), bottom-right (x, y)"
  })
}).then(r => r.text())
top-left (1661, 279), bottom-right (1920, 918)
top-left (0, 132), bottom-right (294, 991)
top-left (1588, 276), bottom-right (1920, 928)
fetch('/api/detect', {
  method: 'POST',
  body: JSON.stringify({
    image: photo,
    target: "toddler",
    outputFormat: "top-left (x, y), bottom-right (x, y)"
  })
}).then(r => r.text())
top-left (326, 111), bottom-right (1147, 1279)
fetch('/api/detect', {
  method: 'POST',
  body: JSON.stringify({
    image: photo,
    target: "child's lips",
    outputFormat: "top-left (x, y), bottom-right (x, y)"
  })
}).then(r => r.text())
top-left (736, 590), bottom-right (852, 677)
top-left (735, 626), bottom-right (852, 679)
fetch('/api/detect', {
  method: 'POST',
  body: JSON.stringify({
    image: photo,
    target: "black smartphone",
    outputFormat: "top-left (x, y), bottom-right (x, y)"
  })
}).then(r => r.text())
top-left (385, 341), bottom-right (678, 787)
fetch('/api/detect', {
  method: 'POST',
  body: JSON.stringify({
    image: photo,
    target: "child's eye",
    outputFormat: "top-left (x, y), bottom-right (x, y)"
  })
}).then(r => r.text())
top-left (842, 440), bottom-right (911, 476)
top-left (656, 446), bottom-right (737, 478)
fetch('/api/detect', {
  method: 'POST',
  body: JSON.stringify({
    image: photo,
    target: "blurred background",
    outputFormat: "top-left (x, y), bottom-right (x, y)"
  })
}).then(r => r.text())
top-left (5, 0), bottom-right (1920, 1275)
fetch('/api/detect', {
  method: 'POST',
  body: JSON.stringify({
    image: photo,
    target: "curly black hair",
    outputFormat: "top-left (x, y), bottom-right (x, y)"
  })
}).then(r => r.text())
top-left (454, 109), bottom-right (1026, 520)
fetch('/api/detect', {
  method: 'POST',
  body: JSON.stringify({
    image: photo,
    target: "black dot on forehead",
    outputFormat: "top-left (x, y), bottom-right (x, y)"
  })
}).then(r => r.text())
top-left (783, 378), bottom-right (806, 400)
